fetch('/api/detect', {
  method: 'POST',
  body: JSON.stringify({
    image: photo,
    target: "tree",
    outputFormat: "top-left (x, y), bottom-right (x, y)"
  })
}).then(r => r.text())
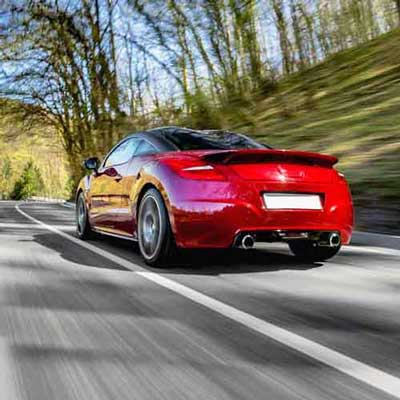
top-left (11, 161), bottom-right (44, 200)
top-left (1, 0), bottom-right (123, 189)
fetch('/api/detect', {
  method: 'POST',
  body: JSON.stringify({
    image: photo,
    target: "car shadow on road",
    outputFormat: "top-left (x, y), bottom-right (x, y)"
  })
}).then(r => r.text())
top-left (161, 248), bottom-right (323, 275)
top-left (30, 232), bottom-right (130, 271)
top-left (30, 231), bottom-right (322, 275)
top-left (91, 233), bottom-right (324, 274)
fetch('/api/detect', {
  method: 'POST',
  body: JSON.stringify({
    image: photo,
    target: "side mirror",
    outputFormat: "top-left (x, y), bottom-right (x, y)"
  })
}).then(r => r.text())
top-left (83, 157), bottom-right (99, 171)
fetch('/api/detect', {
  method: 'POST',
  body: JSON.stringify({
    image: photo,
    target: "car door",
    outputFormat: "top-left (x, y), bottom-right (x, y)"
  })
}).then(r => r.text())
top-left (116, 139), bottom-right (159, 237)
top-left (89, 138), bottom-right (140, 232)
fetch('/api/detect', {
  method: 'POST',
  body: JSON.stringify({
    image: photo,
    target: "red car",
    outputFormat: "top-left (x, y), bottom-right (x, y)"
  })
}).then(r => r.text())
top-left (76, 127), bottom-right (353, 266)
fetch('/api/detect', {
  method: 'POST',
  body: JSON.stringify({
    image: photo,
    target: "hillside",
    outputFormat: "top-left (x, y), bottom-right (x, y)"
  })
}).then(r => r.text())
top-left (229, 29), bottom-right (400, 234)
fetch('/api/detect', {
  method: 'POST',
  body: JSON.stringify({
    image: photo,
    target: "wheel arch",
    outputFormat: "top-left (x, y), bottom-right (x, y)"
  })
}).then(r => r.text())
top-left (135, 180), bottom-right (177, 236)
top-left (136, 183), bottom-right (157, 213)
top-left (75, 187), bottom-right (83, 203)
top-left (75, 175), bottom-right (91, 203)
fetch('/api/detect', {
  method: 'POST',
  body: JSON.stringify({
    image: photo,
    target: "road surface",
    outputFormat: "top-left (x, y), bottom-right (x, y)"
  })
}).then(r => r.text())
top-left (1, 201), bottom-right (400, 400)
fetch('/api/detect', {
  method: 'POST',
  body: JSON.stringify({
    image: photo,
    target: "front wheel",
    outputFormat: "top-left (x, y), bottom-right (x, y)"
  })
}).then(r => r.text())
top-left (289, 241), bottom-right (341, 262)
top-left (137, 188), bottom-right (176, 267)
top-left (76, 193), bottom-right (94, 240)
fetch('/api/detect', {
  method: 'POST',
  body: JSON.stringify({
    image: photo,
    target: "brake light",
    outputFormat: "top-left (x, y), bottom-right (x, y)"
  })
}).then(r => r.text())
top-left (162, 158), bottom-right (225, 180)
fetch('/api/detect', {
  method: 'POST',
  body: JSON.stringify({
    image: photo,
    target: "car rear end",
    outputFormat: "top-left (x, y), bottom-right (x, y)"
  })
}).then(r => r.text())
top-left (159, 148), bottom-right (353, 251)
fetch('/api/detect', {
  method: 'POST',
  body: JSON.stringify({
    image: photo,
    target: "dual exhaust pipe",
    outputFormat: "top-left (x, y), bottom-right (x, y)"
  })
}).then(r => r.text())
top-left (237, 232), bottom-right (341, 250)
top-left (326, 232), bottom-right (341, 247)
top-left (240, 234), bottom-right (255, 250)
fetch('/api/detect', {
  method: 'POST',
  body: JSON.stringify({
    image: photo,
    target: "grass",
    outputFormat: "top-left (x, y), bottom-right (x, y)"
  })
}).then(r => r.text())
top-left (222, 29), bottom-right (400, 232)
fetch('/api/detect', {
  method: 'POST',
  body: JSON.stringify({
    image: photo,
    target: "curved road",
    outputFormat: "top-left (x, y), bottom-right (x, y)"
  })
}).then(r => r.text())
top-left (1, 201), bottom-right (400, 400)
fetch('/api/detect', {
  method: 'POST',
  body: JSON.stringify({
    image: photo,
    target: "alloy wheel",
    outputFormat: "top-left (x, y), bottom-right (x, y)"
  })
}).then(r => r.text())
top-left (77, 197), bottom-right (86, 234)
top-left (139, 195), bottom-right (162, 259)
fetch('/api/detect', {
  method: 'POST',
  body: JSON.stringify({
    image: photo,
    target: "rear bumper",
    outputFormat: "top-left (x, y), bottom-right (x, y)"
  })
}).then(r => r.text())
top-left (164, 174), bottom-right (354, 249)
top-left (172, 200), bottom-right (353, 248)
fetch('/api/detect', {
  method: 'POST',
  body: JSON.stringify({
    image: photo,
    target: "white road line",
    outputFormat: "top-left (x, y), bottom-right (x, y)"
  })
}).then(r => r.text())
top-left (354, 230), bottom-right (400, 239)
top-left (15, 203), bottom-right (400, 399)
top-left (257, 242), bottom-right (400, 258)
top-left (345, 245), bottom-right (400, 257)
top-left (0, 222), bottom-right (75, 231)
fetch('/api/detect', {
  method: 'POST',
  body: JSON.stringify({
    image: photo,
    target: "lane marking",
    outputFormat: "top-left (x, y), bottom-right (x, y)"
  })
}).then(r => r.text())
top-left (354, 230), bottom-right (400, 239)
top-left (257, 240), bottom-right (400, 258)
top-left (0, 222), bottom-right (75, 231)
top-left (345, 246), bottom-right (400, 258)
top-left (15, 203), bottom-right (400, 399)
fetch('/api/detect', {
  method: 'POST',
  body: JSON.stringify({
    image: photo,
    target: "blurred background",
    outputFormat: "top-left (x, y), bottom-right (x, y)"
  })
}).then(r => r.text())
top-left (0, 0), bottom-right (399, 233)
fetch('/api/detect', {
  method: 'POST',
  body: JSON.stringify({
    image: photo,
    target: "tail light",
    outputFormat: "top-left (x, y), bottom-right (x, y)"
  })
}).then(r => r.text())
top-left (162, 158), bottom-right (225, 180)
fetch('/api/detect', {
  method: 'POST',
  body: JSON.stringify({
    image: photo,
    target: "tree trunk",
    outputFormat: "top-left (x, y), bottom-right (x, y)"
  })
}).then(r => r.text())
top-left (271, 0), bottom-right (293, 75)
top-left (396, 0), bottom-right (400, 25)
top-left (291, 0), bottom-right (306, 70)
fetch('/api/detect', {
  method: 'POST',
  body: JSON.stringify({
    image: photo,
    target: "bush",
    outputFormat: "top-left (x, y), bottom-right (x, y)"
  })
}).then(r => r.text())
top-left (11, 161), bottom-right (44, 200)
top-left (0, 157), bottom-right (12, 199)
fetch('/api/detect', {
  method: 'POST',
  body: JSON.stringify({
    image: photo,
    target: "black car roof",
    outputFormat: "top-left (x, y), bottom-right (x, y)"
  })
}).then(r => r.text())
top-left (124, 127), bottom-right (205, 151)
top-left (123, 126), bottom-right (270, 151)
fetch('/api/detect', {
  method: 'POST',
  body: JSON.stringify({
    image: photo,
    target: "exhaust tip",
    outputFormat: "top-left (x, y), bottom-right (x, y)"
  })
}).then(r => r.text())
top-left (329, 232), bottom-right (341, 247)
top-left (241, 235), bottom-right (255, 250)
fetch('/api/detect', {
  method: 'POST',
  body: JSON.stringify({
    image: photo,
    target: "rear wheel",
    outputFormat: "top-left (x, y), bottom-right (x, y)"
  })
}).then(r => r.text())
top-left (289, 240), bottom-right (341, 262)
top-left (138, 188), bottom-right (176, 267)
top-left (76, 193), bottom-right (94, 240)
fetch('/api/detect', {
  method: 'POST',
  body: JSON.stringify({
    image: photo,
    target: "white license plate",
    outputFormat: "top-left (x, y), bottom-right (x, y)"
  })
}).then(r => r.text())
top-left (263, 193), bottom-right (322, 210)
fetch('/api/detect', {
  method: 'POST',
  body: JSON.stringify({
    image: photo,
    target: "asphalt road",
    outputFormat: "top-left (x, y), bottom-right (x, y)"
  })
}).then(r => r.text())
top-left (1, 201), bottom-right (400, 400)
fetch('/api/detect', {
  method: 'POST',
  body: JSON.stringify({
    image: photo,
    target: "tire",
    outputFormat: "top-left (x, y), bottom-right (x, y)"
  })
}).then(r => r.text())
top-left (76, 192), bottom-right (94, 240)
top-left (137, 188), bottom-right (176, 267)
top-left (289, 240), bottom-right (341, 262)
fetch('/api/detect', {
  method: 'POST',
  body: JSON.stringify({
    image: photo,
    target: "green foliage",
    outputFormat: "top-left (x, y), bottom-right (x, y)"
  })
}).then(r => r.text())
top-left (64, 177), bottom-right (77, 201)
top-left (184, 90), bottom-right (222, 129)
top-left (11, 161), bottom-right (45, 200)
top-left (0, 157), bottom-right (12, 199)
top-left (0, 108), bottom-right (71, 200)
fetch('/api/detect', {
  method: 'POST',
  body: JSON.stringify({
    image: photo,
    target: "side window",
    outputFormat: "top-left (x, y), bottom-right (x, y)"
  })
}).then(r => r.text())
top-left (135, 140), bottom-right (158, 156)
top-left (104, 138), bottom-right (140, 167)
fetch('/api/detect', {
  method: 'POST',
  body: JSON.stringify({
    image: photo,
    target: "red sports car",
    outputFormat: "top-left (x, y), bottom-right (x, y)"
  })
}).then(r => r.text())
top-left (76, 127), bottom-right (353, 266)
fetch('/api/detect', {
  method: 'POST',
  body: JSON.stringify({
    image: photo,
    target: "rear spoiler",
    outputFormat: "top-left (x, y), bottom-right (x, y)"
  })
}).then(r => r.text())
top-left (201, 149), bottom-right (338, 167)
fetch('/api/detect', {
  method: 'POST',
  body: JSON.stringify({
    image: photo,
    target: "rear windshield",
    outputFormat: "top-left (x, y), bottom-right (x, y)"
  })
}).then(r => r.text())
top-left (161, 129), bottom-right (270, 151)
